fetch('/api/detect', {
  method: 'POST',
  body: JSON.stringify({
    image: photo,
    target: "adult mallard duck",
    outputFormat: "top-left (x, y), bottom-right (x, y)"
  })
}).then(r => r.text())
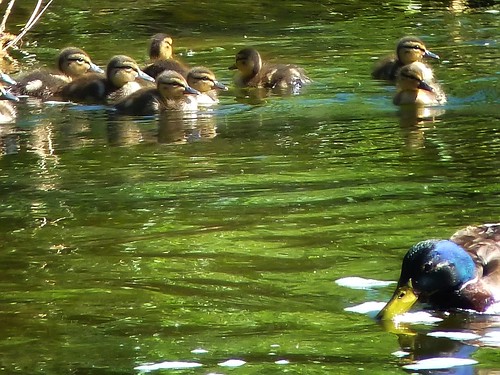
top-left (61, 55), bottom-right (154, 104)
top-left (228, 47), bottom-right (311, 93)
top-left (393, 62), bottom-right (446, 106)
top-left (13, 47), bottom-right (103, 99)
top-left (142, 33), bottom-right (189, 79)
top-left (376, 223), bottom-right (500, 320)
top-left (114, 70), bottom-right (199, 115)
top-left (372, 36), bottom-right (439, 82)
top-left (186, 66), bottom-right (227, 106)
top-left (0, 85), bottom-right (19, 123)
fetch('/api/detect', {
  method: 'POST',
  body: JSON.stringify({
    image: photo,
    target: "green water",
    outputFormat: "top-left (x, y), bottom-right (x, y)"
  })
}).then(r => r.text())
top-left (0, 1), bottom-right (499, 374)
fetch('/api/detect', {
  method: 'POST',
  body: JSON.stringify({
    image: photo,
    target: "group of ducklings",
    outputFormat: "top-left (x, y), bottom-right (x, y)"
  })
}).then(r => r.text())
top-left (0, 34), bottom-right (445, 123)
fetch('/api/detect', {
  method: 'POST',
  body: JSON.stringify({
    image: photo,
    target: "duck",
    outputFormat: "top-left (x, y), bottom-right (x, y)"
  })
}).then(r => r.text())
top-left (186, 66), bottom-right (227, 106)
top-left (228, 47), bottom-right (311, 93)
top-left (393, 62), bottom-right (446, 106)
top-left (372, 36), bottom-right (439, 82)
top-left (376, 223), bottom-right (500, 320)
top-left (0, 85), bottom-right (19, 123)
top-left (114, 70), bottom-right (200, 116)
top-left (61, 55), bottom-right (155, 105)
top-left (142, 33), bottom-right (189, 79)
top-left (13, 47), bottom-right (103, 99)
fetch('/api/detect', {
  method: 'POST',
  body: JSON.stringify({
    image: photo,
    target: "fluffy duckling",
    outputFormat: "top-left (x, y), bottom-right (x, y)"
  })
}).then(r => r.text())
top-left (229, 47), bottom-right (311, 93)
top-left (376, 223), bottom-right (500, 320)
top-left (61, 55), bottom-right (155, 105)
top-left (372, 36), bottom-right (439, 82)
top-left (393, 62), bottom-right (446, 106)
top-left (142, 33), bottom-right (189, 79)
top-left (114, 70), bottom-right (200, 115)
top-left (13, 47), bottom-right (103, 99)
top-left (0, 85), bottom-right (19, 123)
top-left (186, 67), bottom-right (227, 106)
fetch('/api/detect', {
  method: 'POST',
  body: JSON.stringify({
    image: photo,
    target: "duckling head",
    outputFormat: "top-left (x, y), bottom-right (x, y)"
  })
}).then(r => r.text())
top-left (396, 36), bottom-right (439, 66)
top-left (376, 239), bottom-right (476, 320)
top-left (228, 48), bottom-right (262, 79)
top-left (58, 47), bottom-right (104, 78)
top-left (187, 67), bottom-right (228, 93)
top-left (107, 55), bottom-right (155, 88)
top-left (149, 33), bottom-right (174, 61)
top-left (156, 70), bottom-right (200, 101)
top-left (397, 62), bottom-right (434, 93)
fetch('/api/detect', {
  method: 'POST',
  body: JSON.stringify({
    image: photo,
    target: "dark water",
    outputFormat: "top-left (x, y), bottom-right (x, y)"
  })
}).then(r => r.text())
top-left (0, 1), bottom-right (499, 374)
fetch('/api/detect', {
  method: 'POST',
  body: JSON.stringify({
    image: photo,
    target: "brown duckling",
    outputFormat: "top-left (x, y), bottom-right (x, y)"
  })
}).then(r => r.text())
top-left (13, 47), bottom-right (103, 99)
top-left (372, 36), bottom-right (439, 82)
top-left (228, 47), bottom-right (311, 93)
top-left (393, 62), bottom-right (446, 106)
top-left (61, 55), bottom-right (155, 105)
top-left (186, 67), bottom-right (227, 107)
top-left (0, 85), bottom-right (19, 123)
top-left (114, 70), bottom-right (200, 116)
top-left (142, 33), bottom-right (189, 79)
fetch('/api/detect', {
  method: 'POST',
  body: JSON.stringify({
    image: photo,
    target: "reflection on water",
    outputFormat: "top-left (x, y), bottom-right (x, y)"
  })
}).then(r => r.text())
top-left (0, 0), bottom-right (499, 374)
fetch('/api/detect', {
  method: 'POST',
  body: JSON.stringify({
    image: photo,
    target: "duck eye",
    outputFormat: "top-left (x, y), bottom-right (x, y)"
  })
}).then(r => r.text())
top-left (423, 262), bottom-right (432, 272)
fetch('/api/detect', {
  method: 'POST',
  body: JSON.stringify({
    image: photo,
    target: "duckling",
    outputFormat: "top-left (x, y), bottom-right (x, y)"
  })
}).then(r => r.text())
top-left (13, 47), bottom-right (103, 99)
top-left (0, 85), bottom-right (19, 123)
top-left (372, 36), bottom-right (439, 82)
top-left (376, 223), bottom-right (500, 320)
top-left (186, 67), bottom-right (227, 106)
top-left (228, 47), bottom-right (311, 93)
top-left (393, 62), bottom-right (446, 106)
top-left (142, 33), bottom-right (189, 79)
top-left (61, 55), bottom-right (155, 105)
top-left (114, 70), bottom-right (200, 116)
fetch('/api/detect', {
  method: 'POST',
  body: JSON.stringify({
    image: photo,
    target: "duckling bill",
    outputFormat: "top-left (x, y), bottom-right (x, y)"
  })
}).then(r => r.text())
top-left (376, 223), bottom-right (500, 320)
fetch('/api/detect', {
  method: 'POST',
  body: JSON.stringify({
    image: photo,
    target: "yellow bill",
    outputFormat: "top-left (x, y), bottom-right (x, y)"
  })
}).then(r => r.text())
top-left (376, 280), bottom-right (418, 320)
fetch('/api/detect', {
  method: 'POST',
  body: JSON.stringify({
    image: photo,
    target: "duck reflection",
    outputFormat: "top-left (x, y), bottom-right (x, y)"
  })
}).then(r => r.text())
top-left (381, 313), bottom-right (500, 374)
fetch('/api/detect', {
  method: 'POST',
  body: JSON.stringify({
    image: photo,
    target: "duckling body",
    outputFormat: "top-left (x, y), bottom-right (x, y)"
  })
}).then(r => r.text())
top-left (61, 55), bottom-right (154, 105)
top-left (114, 70), bottom-right (199, 115)
top-left (372, 36), bottom-right (439, 82)
top-left (142, 33), bottom-right (189, 79)
top-left (229, 48), bottom-right (311, 93)
top-left (13, 47), bottom-right (103, 99)
top-left (187, 67), bottom-right (227, 106)
top-left (0, 85), bottom-right (19, 123)
top-left (393, 62), bottom-right (446, 106)
top-left (376, 223), bottom-right (500, 320)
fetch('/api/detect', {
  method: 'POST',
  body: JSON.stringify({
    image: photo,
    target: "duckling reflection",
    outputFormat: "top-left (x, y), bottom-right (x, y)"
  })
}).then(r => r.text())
top-left (393, 62), bottom-right (446, 106)
top-left (229, 47), bottom-right (311, 94)
top-left (157, 110), bottom-right (217, 145)
top-left (13, 47), bottom-right (103, 99)
top-left (372, 36), bottom-right (439, 82)
top-left (0, 85), bottom-right (19, 123)
top-left (187, 67), bottom-right (228, 107)
top-left (61, 55), bottom-right (154, 105)
top-left (114, 70), bottom-right (199, 115)
top-left (142, 33), bottom-right (189, 79)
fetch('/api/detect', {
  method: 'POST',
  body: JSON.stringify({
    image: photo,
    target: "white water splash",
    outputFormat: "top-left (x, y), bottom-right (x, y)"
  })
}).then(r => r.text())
top-left (402, 357), bottom-right (477, 370)
top-left (335, 277), bottom-right (396, 290)
top-left (427, 331), bottom-right (480, 341)
top-left (134, 361), bottom-right (203, 371)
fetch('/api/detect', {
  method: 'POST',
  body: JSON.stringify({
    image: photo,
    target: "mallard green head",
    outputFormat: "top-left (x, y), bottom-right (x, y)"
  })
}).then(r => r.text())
top-left (187, 67), bottom-right (228, 93)
top-left (228, 48), bottom-right (262, 78)
top-left (396, 36), bottom-right (439, 65)
top-left (156, 70), bottom-right (200, 101)
top-left (377, 239), bottom-right (477, 320)
top-left (106, 55), bottom-right (155, 87)
top-left (149, 33), bottom-right (174, 61)
top-left (57, 47), bottom-right (104, 77)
